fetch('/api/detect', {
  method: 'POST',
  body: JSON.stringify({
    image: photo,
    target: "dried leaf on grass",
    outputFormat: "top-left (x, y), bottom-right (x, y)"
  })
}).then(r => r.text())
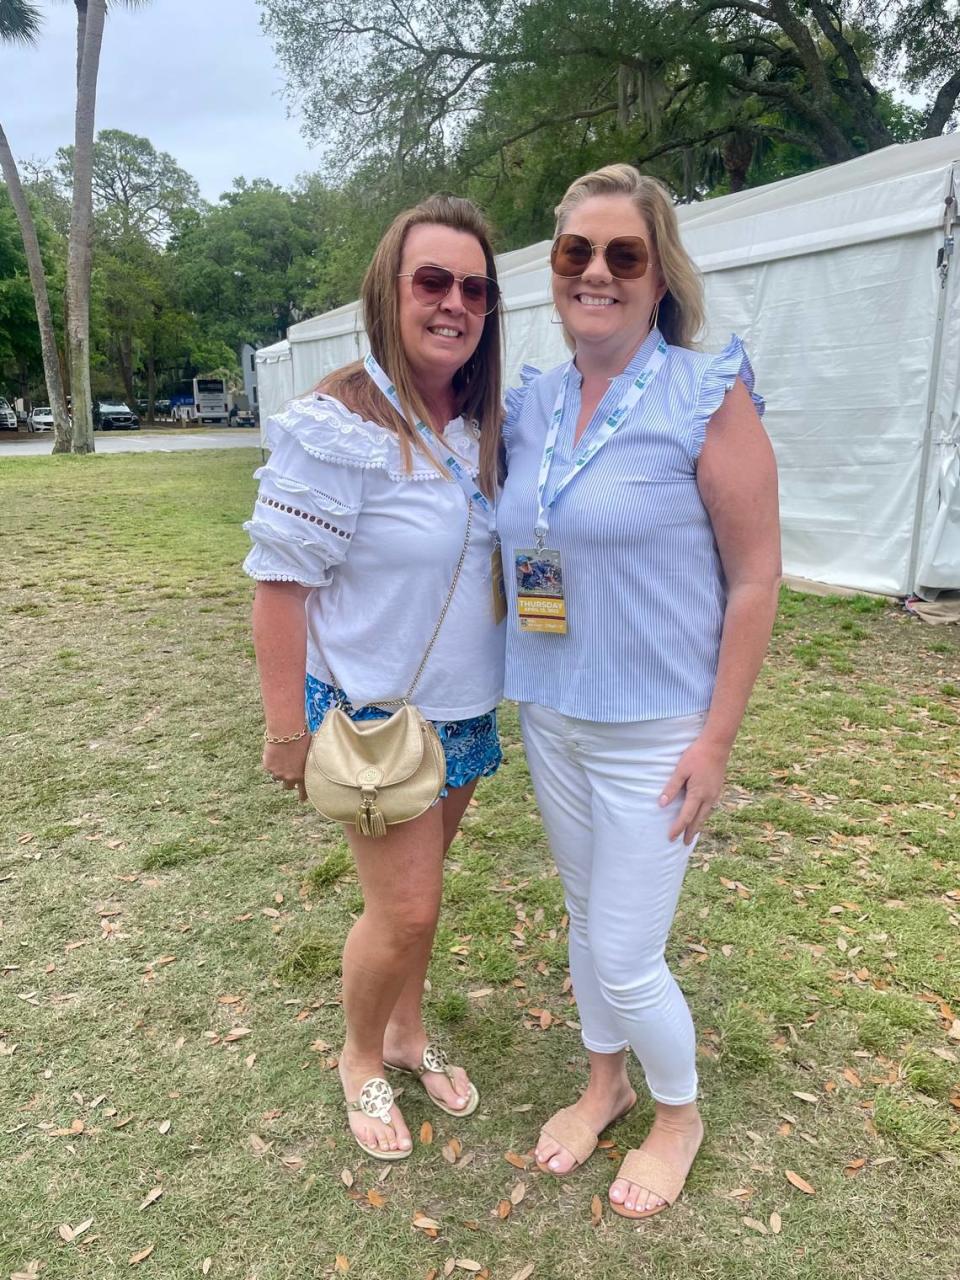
top-left (508, 1266), bottom-right (535, 1280)
top-left (785, 1169), bottom-right (816, 1195)
top-left (137, 1186), bottom-right (163, 1211)
top-left (442, 1138), bottom-right (462, 1164)
top-left (497, 1200), bottom-right (511, 1220)
top-left (509, 1182), bottom-right (526, 1206)
top-left (157, 1120), bottom-right (171, 1135)
top-left (454, 1262), bottom-right (482, 1273)
top-left (769, 1212), bottom-right (782, 1234)
top-left (743, 1217), bottom-right (768, 1234)
top-left (366, 1188), bottom-right (387, 1208)
top-left (58, 1218), bottom-right (93, 1244)
top-left (248, 1134), bottom-right (270, 1157)
top-left (590, 1195), bottom-right (603, 1226)
top-left (413, 1213), bottom-right (441, 1232)
top-left (334, 1257), bottom-right (349, 1273)
top-left (844, 1157), bottom-right (866, 1176)
top-left (340, 1168), bottom-right (354, 1188)
top-left (504, 1151), bottom-right (528, 1170)
top-left (201, 1259), bottom-right (212, 1275)
top-left (420, 1121), bottom-right (433, 1145)
top-left (791, 1091), bottom-right (818, 1104)
top-left (129, 1244), bottom-right (156, 1265)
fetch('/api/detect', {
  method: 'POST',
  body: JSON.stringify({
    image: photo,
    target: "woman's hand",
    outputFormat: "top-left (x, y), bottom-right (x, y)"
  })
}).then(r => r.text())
top-left (659, 735), bottom-right (731, 846)
top-left (262, 735), bottom-right (312, 803)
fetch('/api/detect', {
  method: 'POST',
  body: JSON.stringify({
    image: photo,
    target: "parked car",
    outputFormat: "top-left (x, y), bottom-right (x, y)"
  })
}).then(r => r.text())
top-left (94, 400), bottom-right (140, 430)
top-left (154, 398), bottom-right (171, 416)
top-left (28, 406), bottom-right (55, 432)
top-left (0, 398), bottom-right (17, 430)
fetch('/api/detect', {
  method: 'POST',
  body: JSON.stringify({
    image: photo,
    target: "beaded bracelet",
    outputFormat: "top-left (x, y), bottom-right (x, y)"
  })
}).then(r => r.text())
top-left (263, 724), bottom-right (309, 744)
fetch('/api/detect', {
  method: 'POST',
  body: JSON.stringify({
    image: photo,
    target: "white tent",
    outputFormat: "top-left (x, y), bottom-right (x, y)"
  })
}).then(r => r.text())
top-left (255, 337), bottom-right (294, 430)
top-left (257, 134), bottom-right (960, 597)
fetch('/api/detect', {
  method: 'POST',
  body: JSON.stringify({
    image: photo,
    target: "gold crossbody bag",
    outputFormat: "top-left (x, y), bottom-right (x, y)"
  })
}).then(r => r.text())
top-left (303, 500), bottom-right (473, 837)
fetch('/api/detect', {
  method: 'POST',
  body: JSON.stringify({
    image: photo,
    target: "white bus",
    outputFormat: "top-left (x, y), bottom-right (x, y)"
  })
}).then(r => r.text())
top-left (172, 377), bottom-right (230, 424)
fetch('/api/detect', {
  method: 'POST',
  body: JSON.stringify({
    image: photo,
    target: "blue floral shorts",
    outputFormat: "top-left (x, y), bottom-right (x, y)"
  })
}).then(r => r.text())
top-left (305, 676), bottom-right (502, 796)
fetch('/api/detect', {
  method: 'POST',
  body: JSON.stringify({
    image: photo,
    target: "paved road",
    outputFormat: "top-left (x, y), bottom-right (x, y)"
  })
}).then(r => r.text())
top-left (0, 428), bottom-right (262, 458)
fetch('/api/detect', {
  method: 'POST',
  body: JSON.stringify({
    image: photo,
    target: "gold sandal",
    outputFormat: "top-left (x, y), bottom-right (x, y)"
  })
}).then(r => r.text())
top-left (383, 1043), bottom-right (479, 1118)
top-left (346, 1076), bottom-right (411, 1161)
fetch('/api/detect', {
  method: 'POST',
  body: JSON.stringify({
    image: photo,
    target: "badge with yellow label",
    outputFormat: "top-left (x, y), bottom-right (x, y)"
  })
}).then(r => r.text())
top-left (514, 548), bottom-right (567, 634)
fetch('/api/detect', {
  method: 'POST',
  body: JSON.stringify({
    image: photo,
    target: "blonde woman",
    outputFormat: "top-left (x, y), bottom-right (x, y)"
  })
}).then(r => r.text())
top-left (498, 166), bottom-right (780, 1217)
top-left (243, 195), bottom-right (505, 1160)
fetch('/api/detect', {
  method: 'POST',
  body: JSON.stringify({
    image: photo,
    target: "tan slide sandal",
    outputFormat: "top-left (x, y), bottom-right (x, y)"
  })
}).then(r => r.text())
top-left (536, 1098), bottom-right (635, 1175)
top-left (609, 1147), bottom-right (690, 1219)
top-left (383, 1043), bottom-right (479, 1118)
top-left (346, 1076), bottom-right (412, 1161)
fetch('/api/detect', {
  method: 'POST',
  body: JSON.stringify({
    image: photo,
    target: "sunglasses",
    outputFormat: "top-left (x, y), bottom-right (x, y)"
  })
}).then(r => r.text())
top-left (550, 233), bottom-right (649, 281)
top-left (398, 265), bottom-right (500, 317)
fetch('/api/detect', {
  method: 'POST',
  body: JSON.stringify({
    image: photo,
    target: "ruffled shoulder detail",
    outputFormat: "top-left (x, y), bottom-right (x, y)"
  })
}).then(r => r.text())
top-left (265, 395), bottom-right (480, 482)
top-left (503, 364), bottom-right (543, 450)
top-left (688, 334), bottom-right (765, 457)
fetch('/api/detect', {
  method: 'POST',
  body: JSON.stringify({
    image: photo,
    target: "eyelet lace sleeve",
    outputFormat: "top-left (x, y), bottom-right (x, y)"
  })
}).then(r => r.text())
top-left (242, 417), bottom-right (363, 587)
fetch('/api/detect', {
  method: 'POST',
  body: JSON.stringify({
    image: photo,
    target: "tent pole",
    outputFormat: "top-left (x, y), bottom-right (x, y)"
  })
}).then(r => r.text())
top-left (905, 168), bottom-right (957, 596)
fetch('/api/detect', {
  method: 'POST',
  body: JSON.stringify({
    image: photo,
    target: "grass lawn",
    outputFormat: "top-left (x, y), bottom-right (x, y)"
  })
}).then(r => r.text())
top-left (2, 449), bottom-right (959, 1280)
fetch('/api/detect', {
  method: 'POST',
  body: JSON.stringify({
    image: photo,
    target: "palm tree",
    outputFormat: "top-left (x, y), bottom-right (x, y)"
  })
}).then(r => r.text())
top-left (65, 0), bottom-right (150, 452)
top-left (0, 0), bottom-right (73, 451)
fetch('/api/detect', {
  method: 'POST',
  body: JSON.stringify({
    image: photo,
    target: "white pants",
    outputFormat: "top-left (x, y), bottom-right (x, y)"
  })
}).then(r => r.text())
top-left (520, 702), bottom-right (705, 1106)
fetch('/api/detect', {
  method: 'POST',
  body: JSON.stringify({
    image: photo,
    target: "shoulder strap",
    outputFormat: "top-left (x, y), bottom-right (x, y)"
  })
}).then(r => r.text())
top-left (400, 497), bottom-right (474, 702)
top-left (325, 497), bottom-right (474, 708)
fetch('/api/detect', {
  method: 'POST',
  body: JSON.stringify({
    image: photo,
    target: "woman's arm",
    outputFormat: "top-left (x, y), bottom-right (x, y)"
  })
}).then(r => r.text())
top-left (661, 378), bottom-right (781, 843)
top-left (253, 580), bottom-right (312, 801)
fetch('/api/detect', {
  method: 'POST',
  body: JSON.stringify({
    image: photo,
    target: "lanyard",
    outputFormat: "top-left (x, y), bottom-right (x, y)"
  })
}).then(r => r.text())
top-left (534, 332), bottom-right (668, 547)
top-left (363, 352), bottom-right (492, 520)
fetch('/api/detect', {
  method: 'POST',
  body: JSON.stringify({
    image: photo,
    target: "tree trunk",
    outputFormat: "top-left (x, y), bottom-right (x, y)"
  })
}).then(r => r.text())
top-left (0, 121), bottom-right (73, 451)
top-left (146, 351), bottom-right (156, 423)
top-left (66, 0), bottom-right (106, 454)
top-left (117, 332), bottom-right (135, 408)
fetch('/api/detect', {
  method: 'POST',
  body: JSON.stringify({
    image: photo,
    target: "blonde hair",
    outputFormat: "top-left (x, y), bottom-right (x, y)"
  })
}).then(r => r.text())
top-left (319, 194), bottom-right (503, 497)
top-left (554, 164), bottom-right (704, 348)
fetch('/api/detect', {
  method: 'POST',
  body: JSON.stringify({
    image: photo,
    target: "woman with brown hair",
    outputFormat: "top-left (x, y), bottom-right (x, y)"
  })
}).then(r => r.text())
top-left (243, 195), bottom-right (505, 1160)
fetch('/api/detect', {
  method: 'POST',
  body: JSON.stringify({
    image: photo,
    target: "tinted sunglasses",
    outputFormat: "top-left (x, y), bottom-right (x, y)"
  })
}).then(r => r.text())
top-left (550, 233), bottom-right (649, 280)
top-left (398, 265), bottom-right (500, 317)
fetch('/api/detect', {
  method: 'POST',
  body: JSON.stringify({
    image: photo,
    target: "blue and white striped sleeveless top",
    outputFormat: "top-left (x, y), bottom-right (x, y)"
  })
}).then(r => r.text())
top-left (497, 328), bottom-right (764, 723)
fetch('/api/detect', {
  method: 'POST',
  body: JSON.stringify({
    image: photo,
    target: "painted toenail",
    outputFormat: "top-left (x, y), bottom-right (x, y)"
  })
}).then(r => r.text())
top-left (549, 1159), bottom-right (560, 1170)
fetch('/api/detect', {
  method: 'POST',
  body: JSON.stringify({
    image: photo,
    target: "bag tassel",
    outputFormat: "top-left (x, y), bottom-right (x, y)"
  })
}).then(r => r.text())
top-left (356, 788), bottom-right (387, 839)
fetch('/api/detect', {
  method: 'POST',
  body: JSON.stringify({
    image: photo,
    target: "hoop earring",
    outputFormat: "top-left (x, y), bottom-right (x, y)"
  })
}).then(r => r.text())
top-left (549, 306), bottom-right (564, 326)
top-left (649, 301), bottom-right (660, 332)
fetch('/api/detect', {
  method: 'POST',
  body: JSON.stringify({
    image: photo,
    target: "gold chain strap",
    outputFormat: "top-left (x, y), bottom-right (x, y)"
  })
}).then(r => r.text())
top-left (399, 498), bottom-right (474, 703)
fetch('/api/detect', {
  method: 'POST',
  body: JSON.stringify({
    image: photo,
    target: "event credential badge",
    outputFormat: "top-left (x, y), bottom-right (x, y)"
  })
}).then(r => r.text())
top-left (514, 547), bottom-right (567, 634)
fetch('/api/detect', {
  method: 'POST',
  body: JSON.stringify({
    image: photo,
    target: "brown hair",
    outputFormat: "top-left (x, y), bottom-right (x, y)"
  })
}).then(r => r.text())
top-left (554, 164), bottom-right (704, 348)
top-left (319, 194), bottom-right (503, 497)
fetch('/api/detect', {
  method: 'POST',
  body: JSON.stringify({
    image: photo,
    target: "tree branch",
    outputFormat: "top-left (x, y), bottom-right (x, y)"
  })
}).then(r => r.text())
top-left (923, 68), bottom-right (960, 138)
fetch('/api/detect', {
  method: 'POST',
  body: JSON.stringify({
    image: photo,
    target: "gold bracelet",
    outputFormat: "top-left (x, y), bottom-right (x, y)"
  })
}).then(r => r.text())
top-left (263, 724), bottom-right (309, 744)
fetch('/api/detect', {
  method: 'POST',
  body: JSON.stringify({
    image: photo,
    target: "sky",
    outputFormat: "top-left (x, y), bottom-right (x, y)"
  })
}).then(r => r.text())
top-left (1, 0), bottom-right (318, 202)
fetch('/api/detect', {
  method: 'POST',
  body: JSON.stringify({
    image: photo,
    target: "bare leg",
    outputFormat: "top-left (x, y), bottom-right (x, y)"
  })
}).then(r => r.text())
top-left (337, 800), bottom-right (446, 1154)
top-left (608, 1100), bottom-right (704, 1213)
top-left (382, 780), bottom-right (478, 1110)
top-left (534, 1049), bottom-right (637, 1174)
